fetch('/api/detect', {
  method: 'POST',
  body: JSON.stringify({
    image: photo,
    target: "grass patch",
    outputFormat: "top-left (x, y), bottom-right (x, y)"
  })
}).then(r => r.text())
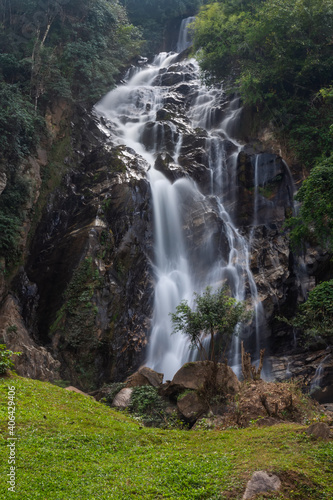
top-left (0, 375), bottom-right (332, 499)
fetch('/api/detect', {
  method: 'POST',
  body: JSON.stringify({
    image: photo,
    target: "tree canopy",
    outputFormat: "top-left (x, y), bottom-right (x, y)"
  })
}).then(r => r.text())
top-left (193, 0), bottom-right (333, 165)
top-left (171, 286), bottom-right (249, 363)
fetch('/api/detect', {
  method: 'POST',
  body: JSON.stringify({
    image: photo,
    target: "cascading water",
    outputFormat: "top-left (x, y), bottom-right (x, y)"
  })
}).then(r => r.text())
top-left (176, 17), bottom-right (195, 53)
top-left (95, 19), bottom-right (265, 380)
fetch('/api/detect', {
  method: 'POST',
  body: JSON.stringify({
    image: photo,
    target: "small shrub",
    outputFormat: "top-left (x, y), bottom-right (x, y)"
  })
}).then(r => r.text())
top-left (0, 344), bottom-right (21, 375)
top-left (6, 324), bottom-right (18, 334)
top-left (129, 385), bottom-right (166, 427)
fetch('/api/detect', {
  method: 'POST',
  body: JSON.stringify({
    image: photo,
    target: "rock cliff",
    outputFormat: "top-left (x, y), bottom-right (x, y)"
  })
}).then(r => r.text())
top-left (0, 52), bottom-right (331, 396)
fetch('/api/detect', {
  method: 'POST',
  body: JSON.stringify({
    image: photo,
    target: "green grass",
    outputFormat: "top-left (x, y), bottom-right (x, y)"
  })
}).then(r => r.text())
top-left (0, 375), bottom-right (332, 499)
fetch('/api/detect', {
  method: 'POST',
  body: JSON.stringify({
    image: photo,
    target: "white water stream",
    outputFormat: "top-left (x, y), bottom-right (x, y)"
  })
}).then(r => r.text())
top-left (95, 19), bottom-right (264, 380)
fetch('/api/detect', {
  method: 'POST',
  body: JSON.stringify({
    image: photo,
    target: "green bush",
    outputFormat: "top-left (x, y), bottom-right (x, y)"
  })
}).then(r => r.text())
top-left (294, 281), bottom-right (333, 342)
top-left (287, 154), bottom-right (333, 251)
top-left (129, 385), bottom-right (166, 426)
top-left (0, 344), bottom-right (21, 375)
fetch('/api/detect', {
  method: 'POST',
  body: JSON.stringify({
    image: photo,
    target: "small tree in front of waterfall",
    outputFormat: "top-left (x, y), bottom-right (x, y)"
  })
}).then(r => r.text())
top-left (170, 285), bottom-right (250, 365)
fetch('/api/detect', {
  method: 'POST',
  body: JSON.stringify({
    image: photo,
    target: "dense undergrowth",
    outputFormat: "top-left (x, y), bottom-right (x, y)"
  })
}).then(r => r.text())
top-left (0, 375), bottom-right (332, 499)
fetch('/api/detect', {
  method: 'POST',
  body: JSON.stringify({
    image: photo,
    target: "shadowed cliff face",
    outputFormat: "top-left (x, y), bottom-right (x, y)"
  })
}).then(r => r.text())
top-left (10, 110), bottom-right (154, 389)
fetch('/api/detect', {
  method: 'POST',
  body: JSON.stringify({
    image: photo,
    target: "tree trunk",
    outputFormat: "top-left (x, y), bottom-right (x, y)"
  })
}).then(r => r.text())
top-left (241, 341), bottom-right (265, 381)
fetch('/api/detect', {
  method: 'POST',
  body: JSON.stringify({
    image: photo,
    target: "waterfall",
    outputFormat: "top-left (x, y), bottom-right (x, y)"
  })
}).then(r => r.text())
top-left (176, 17), bottom-right (195, 53)
top-left (310, 355), bottom-right (330, 394)
top-left (95, 19), bottom-right (265, 380)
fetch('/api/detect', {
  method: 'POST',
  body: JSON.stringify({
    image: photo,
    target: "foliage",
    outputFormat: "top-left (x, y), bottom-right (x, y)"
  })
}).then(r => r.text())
top-left (287, 155), bottom-right (333, 251)
top-left (0, 345), bottom-right (21, 375)
top-left (128, 385), bottom-right (166, 426)
top-left (283, 280), bottom-right (333, 342)
top-left (0, 0), bottom-right (142, 107)
top-left (0, 166), bottom-right (31, 263)
top-left (0, 375), bottom-right (333, 498)
top-left (171, 285), bottom-right (249, 362)
top-left (193, 0), bottom-right (333, 164)
top-left (0, 83), bottom-right (41, 162)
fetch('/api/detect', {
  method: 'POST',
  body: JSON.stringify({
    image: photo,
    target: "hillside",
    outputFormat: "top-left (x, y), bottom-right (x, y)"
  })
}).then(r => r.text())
top-left (0, 375), bottom-right (333, 499)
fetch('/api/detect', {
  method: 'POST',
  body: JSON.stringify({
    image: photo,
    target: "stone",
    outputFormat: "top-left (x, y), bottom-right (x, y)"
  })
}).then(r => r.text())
top-left (256, 417), bottom-right (280, 427)
top-left (306, 422), bottom-right (331, 441)
top-left (112, 388), bottom-right (133, 408)
top-left (65, 386), bottom-right (89, 397)
top-left (177, 391), bottom-right (207, 423)
top-left (165, 361), bottom-right (240, 398)
top-left (242, 471), bottom-right (281, 499)
top-left (126, 367), bottom-right (164, 388)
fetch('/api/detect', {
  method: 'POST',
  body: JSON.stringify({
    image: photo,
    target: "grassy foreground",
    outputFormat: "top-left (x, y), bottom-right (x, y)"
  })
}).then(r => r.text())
top-left (0, 375), bottom-right (332, 499)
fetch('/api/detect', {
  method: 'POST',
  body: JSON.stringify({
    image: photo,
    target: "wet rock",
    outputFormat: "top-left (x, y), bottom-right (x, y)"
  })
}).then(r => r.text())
top-left (173, 83), bottom-right (193, 96)
top-left (126, 367), bottom-right (164, 388)
top-left (19, 135), bottom-right (154, 389)
top-left (234, 151), bottom-right (294, 226)
top-left (154, 154), bottom-right (184, 182)
top-left (306, 422), bottom-right (331, 440)
top-left (155, 72), bottom-right (184, 87)
top-left (242, 471), bottom-right (281, 499)
top-left (269, 349), bottom-right (333, 403)
top-left (112, 388), bottom-right (133, 408)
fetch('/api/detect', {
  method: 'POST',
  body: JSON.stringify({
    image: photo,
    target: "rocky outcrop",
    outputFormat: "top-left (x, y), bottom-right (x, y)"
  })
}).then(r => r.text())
top-left (163, 361), bottom-right (240, 399)
top-left (0, 295), bottom-right (60, 381)
top-left (270, 348), bottom-right (333, 403)
top-left (306, 422), bottom-right (331, 441)
top-left (0, 108), bottom-right (155, 390)
top-left (242, 471), bottom-right (281, 500)
top-left (23, 139), bottom-right (154, 389)
top-left (177, 391), bottom-right (208, 423)
top-left (126, 366), bottom-right (164, 388)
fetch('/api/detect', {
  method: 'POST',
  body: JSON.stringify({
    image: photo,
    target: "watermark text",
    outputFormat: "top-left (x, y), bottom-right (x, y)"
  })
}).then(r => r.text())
top-left (7, 386), bottom-right (17, 493)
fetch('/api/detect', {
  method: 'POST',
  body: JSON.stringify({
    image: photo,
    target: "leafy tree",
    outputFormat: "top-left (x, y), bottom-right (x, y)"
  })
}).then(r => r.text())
top-left (287, 154), bottom-right (333, 251)
top-left (171, 285), bottom-right (249, 363)
top-left (280, 280), bottom-right (333, 343)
